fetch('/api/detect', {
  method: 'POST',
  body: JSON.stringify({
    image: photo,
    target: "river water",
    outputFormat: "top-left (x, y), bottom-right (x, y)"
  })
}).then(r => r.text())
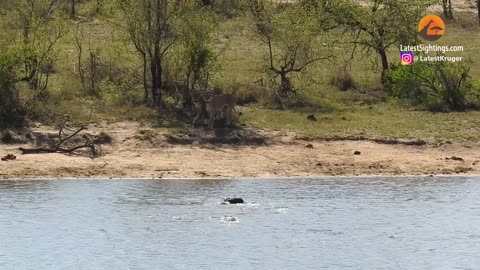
top-left (0, 177), bottom-right (479, 270)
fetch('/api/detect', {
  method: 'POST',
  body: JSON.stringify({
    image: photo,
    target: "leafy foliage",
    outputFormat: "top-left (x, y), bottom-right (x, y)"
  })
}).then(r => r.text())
top-left (0, 51), bottom-right (20, 126)
top-left (1, 0), bottom-right (480, 132)
top-left (246, 0), bottom-right (333, 98)
top-left (115, 0), bottom-right (179, 105)
top-left (386, 61), bottom-right (480, 111)
top-left (175, 2), bottom-right (220, 91)
top-left (4, 0), bottom-right (67, 95)
top-left (330, 0), bottom-right (433, 79)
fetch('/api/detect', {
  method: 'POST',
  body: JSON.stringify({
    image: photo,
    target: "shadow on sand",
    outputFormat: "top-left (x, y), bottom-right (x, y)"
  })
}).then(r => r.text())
top-left (165, 127), bottom-right (268, 146)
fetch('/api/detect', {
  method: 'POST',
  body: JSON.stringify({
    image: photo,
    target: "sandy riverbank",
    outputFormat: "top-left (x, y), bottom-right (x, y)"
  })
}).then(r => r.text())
top-left (1, 122), bottom-right (479, 179)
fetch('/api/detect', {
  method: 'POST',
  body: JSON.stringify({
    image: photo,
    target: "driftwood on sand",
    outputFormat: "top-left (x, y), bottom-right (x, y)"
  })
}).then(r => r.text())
top-left (19, 118), bottom-right (97, 156)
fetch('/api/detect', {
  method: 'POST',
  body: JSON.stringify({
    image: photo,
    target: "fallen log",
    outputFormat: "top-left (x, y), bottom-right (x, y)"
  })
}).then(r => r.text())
top-left (19, 144), bottom-right (95, 155)
top-left (18, 117), bottom-right (97, 156)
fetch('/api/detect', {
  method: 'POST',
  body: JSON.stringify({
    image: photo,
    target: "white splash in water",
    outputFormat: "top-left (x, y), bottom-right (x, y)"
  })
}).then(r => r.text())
top-left (275, 208), bottom-right (289, 214)
top-left (221, 216), bottom-right (240, 223)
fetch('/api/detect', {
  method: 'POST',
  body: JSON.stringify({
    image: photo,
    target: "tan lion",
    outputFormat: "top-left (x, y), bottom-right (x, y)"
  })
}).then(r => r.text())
top-left (191, 89), bottom-right (236, 128)
top-left (192, 91), bottom-right (207, 127)
top-left (205, 93), bottom-right (235, 128)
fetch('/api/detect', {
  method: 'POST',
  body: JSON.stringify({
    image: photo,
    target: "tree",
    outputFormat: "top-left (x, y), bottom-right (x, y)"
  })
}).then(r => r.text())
top-left (247, 0), bottom-right (333, 97)
top-left (72, 23), bottom-right (100, 96)
top-left (332, 0), bottom-right (432, 82)
top-left (174, 1), bottom-right (221, 108)
top-left (0, 51), bottom-right (19, 126)
top-left (3, 0), bottom-right (67, 97)
top-left (117, 0), bottom-right (178, 106)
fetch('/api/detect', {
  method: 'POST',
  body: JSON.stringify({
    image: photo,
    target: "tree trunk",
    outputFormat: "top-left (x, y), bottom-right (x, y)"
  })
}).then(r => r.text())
top-left (75, 28), bottom-right (85, 89)
top-left (89, 52), bottom-right (97, 93)
top-left (142, 53), bottom-right (149, 103)
top-left (71, 0), bottom-right (76, 19)
top-left (150, 43), bottom-right (162, 106)
top-left (151, 0), bottom-right (163, 106)
top-left (478, 0), bottom-right (480, 26)
top-left (442, 0), bottom-right (454, 20)
top-left (379, 48), bottom-right (389, 83)
top-left (78, 49), bottom-right (84, 88)
top-left (29, 59), bottom-right (40, 90)
top-left (183, 72), bottom-right (192, 110)
top-left (156, 44), bottom-right (163, 105)
top-left (278, 72), bottom-right (295, 97)
top-left (149, 42), bottom-right (163, 106)
top-left (150, 56), bottom-right (159, 106)
top-left (442, 0), bottom-right (448, 19)
top-left (448, 0), bottom-right (453, 20)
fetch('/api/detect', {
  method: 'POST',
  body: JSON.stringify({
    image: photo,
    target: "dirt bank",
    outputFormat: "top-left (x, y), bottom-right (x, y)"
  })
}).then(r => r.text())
top-left (1, 122), bottom-right (479, 179)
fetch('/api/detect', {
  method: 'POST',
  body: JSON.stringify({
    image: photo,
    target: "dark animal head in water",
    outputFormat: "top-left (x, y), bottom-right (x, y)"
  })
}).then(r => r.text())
top-left (223, 198), bottom-right (244, 204)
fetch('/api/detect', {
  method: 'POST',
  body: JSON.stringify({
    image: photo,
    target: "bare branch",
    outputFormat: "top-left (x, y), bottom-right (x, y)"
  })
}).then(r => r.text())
top-left (19, 119), bottom-right (96, 157)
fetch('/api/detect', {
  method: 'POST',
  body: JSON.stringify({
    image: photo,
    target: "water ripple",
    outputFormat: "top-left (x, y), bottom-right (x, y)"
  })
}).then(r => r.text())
top-left (0, 177), bottom-right (479, 269)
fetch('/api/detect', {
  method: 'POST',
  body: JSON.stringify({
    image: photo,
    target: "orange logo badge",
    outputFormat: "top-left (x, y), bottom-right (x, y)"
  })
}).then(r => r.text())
top-left (418, 15), bottom-right (445, 41)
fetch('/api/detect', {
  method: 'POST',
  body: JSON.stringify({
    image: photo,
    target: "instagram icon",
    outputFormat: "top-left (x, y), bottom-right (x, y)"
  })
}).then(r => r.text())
top-left (400, 52), bottom-right (414, 65)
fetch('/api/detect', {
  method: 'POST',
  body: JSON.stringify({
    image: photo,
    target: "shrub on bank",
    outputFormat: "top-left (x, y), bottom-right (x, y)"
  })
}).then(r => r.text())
top-left (385, 61), bottom-right (480, 112)
top-left (0, 130), bottom-right (13, 144)
top-left (0, 52), bottom-right (20, 127)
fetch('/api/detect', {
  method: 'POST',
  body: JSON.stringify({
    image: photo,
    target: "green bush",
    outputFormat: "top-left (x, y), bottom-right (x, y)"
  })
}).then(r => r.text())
top-left (385, 61), bottom-right (479, 111)
top-left (385, 63), bottom-right (426, 102)
top-left (0, 52), bottom-right (19, 126)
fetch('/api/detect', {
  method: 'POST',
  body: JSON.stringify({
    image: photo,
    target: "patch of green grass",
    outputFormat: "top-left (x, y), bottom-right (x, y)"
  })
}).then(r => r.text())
top-left (241, 104), bottom-right (480, 142)
top-left (217, 12), bottom-right (480, 143)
